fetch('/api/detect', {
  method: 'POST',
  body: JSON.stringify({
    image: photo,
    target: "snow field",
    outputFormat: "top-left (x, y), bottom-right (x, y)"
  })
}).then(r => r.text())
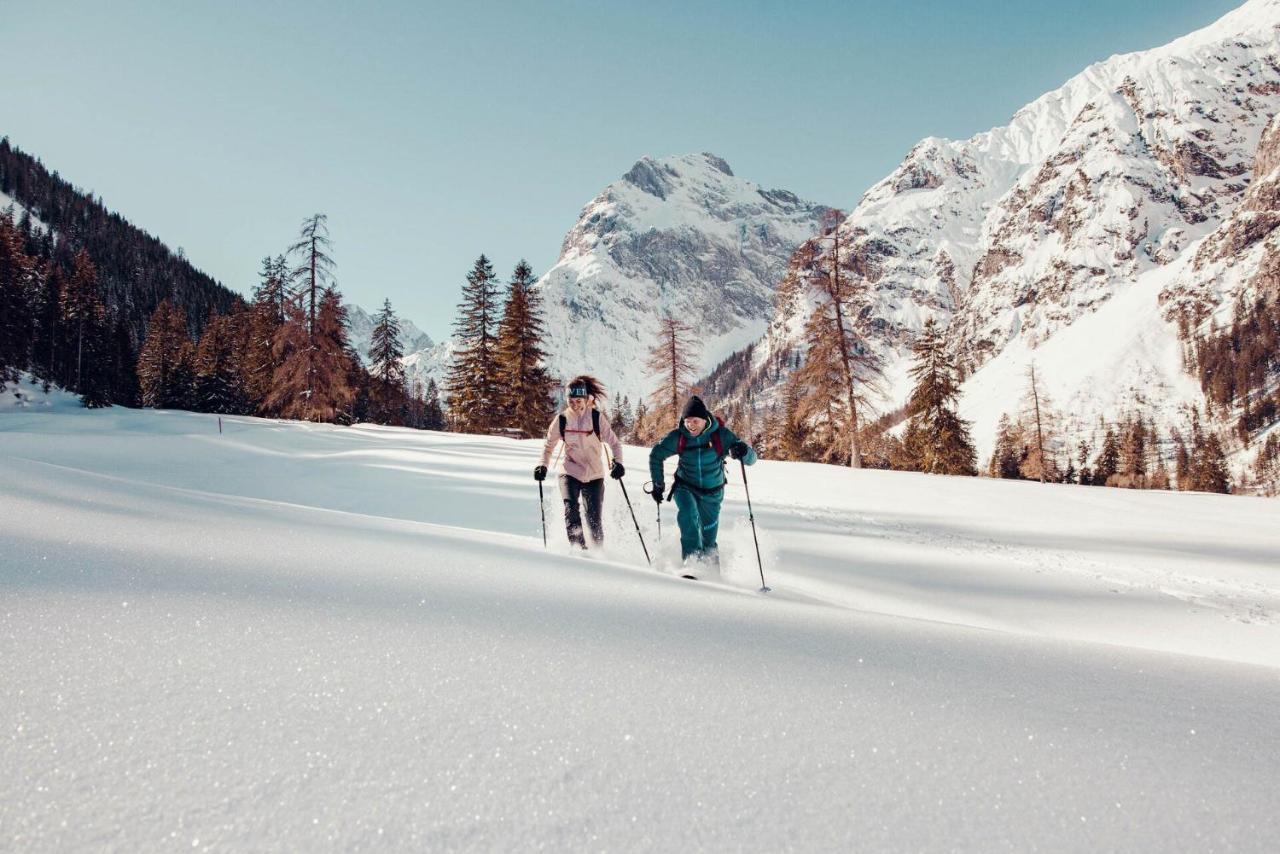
top-left (2, 399), bottom-right (1279, 851)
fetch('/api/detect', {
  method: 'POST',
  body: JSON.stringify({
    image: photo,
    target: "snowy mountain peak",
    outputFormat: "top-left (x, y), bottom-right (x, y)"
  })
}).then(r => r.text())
top-left (535, 153), bottom-right (834, 399)
top-left (735, 0), bottom-right (1280, 477)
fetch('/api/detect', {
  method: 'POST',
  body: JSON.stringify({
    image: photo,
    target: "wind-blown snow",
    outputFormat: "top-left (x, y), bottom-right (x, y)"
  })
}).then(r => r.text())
top-left (3, 398), bottom-right (1278, 850)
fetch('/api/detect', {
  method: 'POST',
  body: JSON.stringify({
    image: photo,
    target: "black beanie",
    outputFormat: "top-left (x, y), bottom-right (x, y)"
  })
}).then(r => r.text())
top-left (680, 395), bottom-right (710, 422)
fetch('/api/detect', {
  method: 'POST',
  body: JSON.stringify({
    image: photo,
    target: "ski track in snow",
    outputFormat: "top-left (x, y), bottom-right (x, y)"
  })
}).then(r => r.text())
top-left (2, 395), bottom-right (1279, 851)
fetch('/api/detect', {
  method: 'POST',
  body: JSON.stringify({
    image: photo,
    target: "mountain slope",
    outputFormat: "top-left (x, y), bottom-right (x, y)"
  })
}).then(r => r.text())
top-left (0, 137), bottom-right (239, 339)
top-left (534, 153), bottom-right (833, 399)
top-left (722, 0), bottom-right (1280, 474)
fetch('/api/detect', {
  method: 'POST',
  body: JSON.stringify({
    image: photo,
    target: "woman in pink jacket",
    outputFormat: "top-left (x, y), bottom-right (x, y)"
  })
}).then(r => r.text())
top-left (533, 375), bottom-right (625, 549)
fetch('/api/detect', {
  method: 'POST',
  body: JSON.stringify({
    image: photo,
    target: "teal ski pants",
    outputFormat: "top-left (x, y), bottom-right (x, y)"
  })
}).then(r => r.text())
top-left (673, 485), bottom-right (723, 561)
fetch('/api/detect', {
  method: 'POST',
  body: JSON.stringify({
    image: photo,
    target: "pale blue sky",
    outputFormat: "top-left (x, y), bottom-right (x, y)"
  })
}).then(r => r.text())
top-left (3, 0), bottom-right (1239, 340)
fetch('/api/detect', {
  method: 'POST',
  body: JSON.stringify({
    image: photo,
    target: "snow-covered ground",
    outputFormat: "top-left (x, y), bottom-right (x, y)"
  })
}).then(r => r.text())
top-left (3, 387), bottom-right (1279, 851)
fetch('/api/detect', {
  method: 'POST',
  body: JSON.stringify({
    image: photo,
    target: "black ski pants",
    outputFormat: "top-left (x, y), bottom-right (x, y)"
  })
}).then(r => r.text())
top-left (560, 475), bottom-right (605, 548)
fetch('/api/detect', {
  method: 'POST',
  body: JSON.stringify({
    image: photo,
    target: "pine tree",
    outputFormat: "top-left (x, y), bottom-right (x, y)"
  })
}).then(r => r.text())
top-left (494, 260), bottom-right (555, 436)
top-left (422, 378), bottom-right (446, 431)
top-left (900, 319), bottom-right (977, 475)
top-left (788, 306), bottom-right (855, 464)
top-left (265, 295), bottom-right (311, 418)
top-left (0, 209), bottom-right (37, 381)
top-left (1017, 363), bottom-right (1059, 482)
top-left (60, 250), bottom-right (112, 406)
top-left (1077, 438), bottom-right (1093, 486)
top-left (1115, 413), bottom-right (1149, 488)
top-left (1093, 427), bottom-right (1120, 486)
top-left (193, 309), bottom-right (247, 414)
top-left (780, 213), bottom-right (883, 467)
top-left (988, 413), bottom-right (1024, 479)
top-left (368, 298), bottom-right (406, 425)
top-left (244, 255), bottom-right (289, 412)
top-left (137, 299), bottom-right (194, 408)
top-left (288, 214), bottom-right (333, 346)
top-left (31, 262), bottom-right (63, 390)
top-left (1172, 428), bottom-right (1190, 490)
top-left (1187, 422), bottom-right (1231, 493)
top-left (774, 375), bottom-right (809, 461)
top-left (646, 313), bottom-right (699, 428)
top-left (610, 392), bottom-right (629, 435)
top-left (446, 255), bottom-right (503, 433)
top-left (107, 311), bottom-right (140, 407)
top-left (272, 286), bottom-right (354, 423)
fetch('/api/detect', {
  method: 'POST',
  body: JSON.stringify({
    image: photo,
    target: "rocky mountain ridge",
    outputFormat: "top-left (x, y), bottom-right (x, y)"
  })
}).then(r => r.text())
top-left (532, 152), bottom-right (834, 399)
top-left (717, 0), bottom-right (1280, 476)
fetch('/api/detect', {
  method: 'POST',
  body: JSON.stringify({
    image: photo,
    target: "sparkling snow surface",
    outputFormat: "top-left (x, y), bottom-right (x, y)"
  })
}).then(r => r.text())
top-left (3, 395), bottom-right (1278, 851)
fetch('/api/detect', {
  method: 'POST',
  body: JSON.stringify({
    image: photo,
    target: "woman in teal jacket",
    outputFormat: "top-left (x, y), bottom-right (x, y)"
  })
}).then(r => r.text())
top-left (648, 395), bottom-right (757, 568)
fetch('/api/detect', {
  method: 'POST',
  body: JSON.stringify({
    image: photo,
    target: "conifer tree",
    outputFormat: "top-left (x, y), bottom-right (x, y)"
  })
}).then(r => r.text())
top-left (1093, 427), bottom-right (1120, 485)
top-left (1077, 439), bottom-right (1093, 486)
top-left (288, 215), bottom-right (333, 344)
top-left (0, 209), bottom-right (37, 381)
top-left (773, 375), bottom-right (809, 461)
top-left (631, 397), bottom-right (650, 443)
top-left (779, 212), bottom-right (882, 467)
top-left (194, 309), bottom-right (247, 414)
top-left (988, 413), bottom-right (1024, 479)
top-left (271, 286), bottom-right (354, 422)
top-left (788, 306), bottom-right (861, 464)
top-left (266, 295), bottom-right (310, 418)
top-left (645, 313), bottom-right (699, 429)
top-left (107, 311), bottom-right (141, 407)
top-left (368, 298), bottom-right (406, 425)
top-left (422, 378), bottom-right (446, 431)
top-left (1171, 428), bottom-right (1190, 490)
top-left (1018, 363), bottom-right (1059, 482)
top-left (446, 255), bottom-right (502, 433)
top-left (1187, 421), bottom-right (1231, 493)
top-left (612, 393), bottom-right (632, 437)
top-left (60, 250), bottom-right (112, 405)
top-left (31, 263), bottom-right (63, 390)
top-left (494, 260), bottom-right (555, 437)
top-left (244, 255), bottom-right (289, 411)
top-left (137, 299), bottom-right (194, 408)
top-left (900, 319), bottom-right (976, 475)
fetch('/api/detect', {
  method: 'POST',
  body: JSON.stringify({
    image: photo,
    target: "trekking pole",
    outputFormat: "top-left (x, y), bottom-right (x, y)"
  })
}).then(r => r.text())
top-left (537, 480), bottom-right (547, 548)
top-left (617, 479), bottom-right (651, 566)
top-left (739, 459), bottom-right (770, 593)
top-left (643, 482), bottom-right (661, 541)
top-left (606, 448), bottom-right (651, 566)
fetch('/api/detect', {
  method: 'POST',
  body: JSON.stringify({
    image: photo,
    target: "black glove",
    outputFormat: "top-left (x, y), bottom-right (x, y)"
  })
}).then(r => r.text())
top-left (729, 440), bottom-right (749, 460)
top-left (610, 460), bottom-right (625, 480)
top-left (651, 485), bottom-right (665, 504)
top-left (533, 465), bottom-right (547, 482)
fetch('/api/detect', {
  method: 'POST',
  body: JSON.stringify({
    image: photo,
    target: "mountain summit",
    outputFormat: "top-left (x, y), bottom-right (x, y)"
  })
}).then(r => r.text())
top-left (534, 153), bottom-right (833, 398)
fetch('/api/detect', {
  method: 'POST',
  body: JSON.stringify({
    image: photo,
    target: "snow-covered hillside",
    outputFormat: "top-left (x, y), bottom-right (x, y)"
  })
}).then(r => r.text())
top-left (3, 400), bottom-right (1278, 850)
top-left (749, 0), bottom-right (1280, 463)
top-left (535, 153), bottom-right (832, 399)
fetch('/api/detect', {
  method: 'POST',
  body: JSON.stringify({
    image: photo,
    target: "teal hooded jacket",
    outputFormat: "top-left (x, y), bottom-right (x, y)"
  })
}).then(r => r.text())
top-left (649, 415), bottom-right (757, 492)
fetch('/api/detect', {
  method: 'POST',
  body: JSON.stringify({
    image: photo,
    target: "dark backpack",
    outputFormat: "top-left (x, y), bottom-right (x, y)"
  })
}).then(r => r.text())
top-left (559, 409), bottom-right (601, 440)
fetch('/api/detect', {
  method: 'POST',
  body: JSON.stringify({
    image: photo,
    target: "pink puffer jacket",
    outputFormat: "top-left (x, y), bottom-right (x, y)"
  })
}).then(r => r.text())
top-left (539, 407), bottom-right (623, 483)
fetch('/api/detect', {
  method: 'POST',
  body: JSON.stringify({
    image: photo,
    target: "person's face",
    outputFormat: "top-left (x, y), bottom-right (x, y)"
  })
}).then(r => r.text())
top-left (683, 416), bottom-right (707, 434)
top-left (568, 395), bottom-right (589, 413)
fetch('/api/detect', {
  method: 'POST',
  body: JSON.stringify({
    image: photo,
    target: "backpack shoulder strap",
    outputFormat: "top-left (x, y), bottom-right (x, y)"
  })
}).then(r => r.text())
top-left (676, 432), bottom-right (687, 455)
top-left (591, 408), bottom-right (601, 438)
top-left (711, 426), bottom-right (724, 458)
top-left (558, 414), bottom-right (566, 439)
